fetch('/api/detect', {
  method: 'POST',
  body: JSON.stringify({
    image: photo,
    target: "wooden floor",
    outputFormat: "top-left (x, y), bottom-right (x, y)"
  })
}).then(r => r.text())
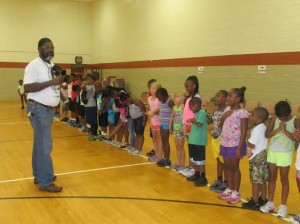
top-left (0, 101), bottom-right (298, 223)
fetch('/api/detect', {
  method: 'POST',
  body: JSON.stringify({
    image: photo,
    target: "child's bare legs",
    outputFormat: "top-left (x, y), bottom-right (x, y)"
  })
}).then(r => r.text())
top-left (174, 138), bottom-right (185, 166)
top-left (232, 158), bottom-right (241, 191)
top-left (225, 158), bottom-right (241, 191)
top-left (152, 129), bottom-right (163, 159)
top-left (160, 128), bottom-right (170, 160)
top-left (195, 164), bottom-right (205, 174)
top-left (122, 122), bottom-right (129, 144)
top-left (100, 126), bottom-right (107, 134)
top-left (268, 163), bottom-right (278, 202)
top-left (260, 183), bottom-right (267, 200)
top-left (80, 116), bottom-right (86, 128)
top-left (116, 123), bottom-right (124, 143)
top-left (279, 166), bottom-right (290, 205)
top-left (252, 184), bottom-right (260, 202)
top-left (20, 95), bottom-right (25, 108)
top-left (108, 123), bottom-right (115, 140)
top-left (217, 158), bottom-right (225, 179)
top-left (136, 134), bottom-right (144, 151)
top-left (224, 159), bottom-right (231, 189)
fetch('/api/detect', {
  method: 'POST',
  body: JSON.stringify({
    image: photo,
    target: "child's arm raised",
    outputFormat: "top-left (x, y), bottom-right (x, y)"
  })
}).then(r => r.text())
top-left (219, 110), bottom-right (233, 130)
top-left (187, 117), bottom-right (203, 127)
top-left (265, 116), bottom-right (281, 138)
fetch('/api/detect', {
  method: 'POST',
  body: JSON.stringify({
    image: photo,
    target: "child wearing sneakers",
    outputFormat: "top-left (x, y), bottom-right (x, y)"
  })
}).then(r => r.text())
top-left (218, 87), bottom-right (248, 204)
top-left (156, 87), bottom-right (174, 167)
top-left (260, 100), bottom-right (300, 218)
top-left (179, 75), bottom-right (200, 177)
top-left (186, 97), bottom-right (208, 187)
top-left (242, 107), bottom-right (269, 211)
top-left (95, 82), bottom-right (108, 138)
top-left (169, 91), bottom-right (186, 171)
top-left (209, 90), bottom-right (228, 193)
top-left (123, 93), bottom-right (147, 155)
top-left (146, 82), bottom-right (163, 162)
top-left (81, 74), bottom-right (98, 141)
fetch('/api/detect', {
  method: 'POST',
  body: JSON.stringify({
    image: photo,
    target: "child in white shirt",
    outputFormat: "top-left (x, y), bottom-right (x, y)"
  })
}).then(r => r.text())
top-left (242, 107), bottom-right (269, 210)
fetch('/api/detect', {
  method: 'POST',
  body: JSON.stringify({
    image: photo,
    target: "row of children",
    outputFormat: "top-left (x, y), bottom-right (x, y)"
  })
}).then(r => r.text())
top-left (145, 75), bottom-right (300, 220)
top-left (54, 73), bottom-right (300, 221)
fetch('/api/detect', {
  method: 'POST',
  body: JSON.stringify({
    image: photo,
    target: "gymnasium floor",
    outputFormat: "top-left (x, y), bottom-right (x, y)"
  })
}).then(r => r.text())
top-left (0, 101), bottom-right (298, 223)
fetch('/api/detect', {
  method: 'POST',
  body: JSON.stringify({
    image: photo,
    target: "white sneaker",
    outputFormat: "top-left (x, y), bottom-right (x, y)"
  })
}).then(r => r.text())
top-left (290, 214), bottom-right (300, 224)
top-left (132, 149), bottom-right (142, 155)
top-left (276, 205), bottom-right (287, 218)
top-left (112, 141), bottom-right (121, 147)
top-left (125, 146), bottom-right (135, 153)
top-left (179, 166), bottom-right (195, 177)
top-left (260, 201), bottom-right (275, 213)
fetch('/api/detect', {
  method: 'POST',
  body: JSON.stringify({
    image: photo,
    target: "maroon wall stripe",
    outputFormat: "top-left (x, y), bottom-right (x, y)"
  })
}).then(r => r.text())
top-left (1, 52), bottom-right (300, 69)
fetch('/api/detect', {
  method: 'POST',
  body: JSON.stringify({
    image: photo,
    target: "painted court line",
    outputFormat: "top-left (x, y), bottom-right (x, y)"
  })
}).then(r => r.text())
top-left (0, 121), bottom-right (30, 125)
top-left (0, 162), bottom-right (152, 184)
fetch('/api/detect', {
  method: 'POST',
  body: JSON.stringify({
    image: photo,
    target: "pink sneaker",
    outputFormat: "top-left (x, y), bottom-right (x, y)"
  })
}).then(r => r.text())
top-left (219, 188), bottom-right (232, 200)
top-left (227, 190), bottom-right (241, 204)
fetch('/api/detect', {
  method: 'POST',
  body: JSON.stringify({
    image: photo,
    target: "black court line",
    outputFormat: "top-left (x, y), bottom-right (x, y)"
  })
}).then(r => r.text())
top-left (0, 195), bottom-right (296, 216)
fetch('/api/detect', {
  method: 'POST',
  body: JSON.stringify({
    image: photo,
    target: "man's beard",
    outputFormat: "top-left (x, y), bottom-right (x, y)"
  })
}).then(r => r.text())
top-left (42, 52), bottom-right (54, 62)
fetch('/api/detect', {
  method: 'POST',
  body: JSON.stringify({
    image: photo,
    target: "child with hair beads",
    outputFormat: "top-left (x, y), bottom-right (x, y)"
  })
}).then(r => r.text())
top-left (209, 90), bottom-right (229, 193)
top-left (169, 91), bottom-right (186, 171)
top-left (147, 82), bottom-right (163, 162)
top-left (186, 97), bottom-right (208, 186)
top-left (260, 101), bottom-right (300, 218)
top-left (156, 87), bottom-right (174, 167)
top-left (242, 107), bottom-right (269, 210)
top-left (179, 75), bottom-right (200, 177)
top-left (218, 86), bottom-right (248, 204)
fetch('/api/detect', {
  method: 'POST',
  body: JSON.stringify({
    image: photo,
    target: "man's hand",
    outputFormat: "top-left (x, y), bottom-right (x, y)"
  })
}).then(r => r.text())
top-left (51, 77), bottom-right (63, 86)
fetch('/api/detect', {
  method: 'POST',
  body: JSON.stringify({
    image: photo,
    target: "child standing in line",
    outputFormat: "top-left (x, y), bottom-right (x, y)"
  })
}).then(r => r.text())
top-left (260, 101), bottom-right (300, 218)
top-left (218, 86), bottom-right (248, 204)
top-left (60, 75), bottom-right (70, 122)
top-left (106, 87), bottom-right (117, 141)
top-left (169, 91), bottom-right (186, 171)
top-left (156, 87), bottom-right (174, 167)
top-left (146, 78), bottom-right (157, 157)
top-left (179, 75), bottom-right (200, 177)
top-left (242, 107), bottom-right (269, 210)
top-left (123, 93), bottom-right (147, 155)
top-left (94, 82), bottom-right (108, 138)
top-left (209, 90), bottom-right (229, 193)
top-left (81, 74), bottom-right (97, 141)
top-left (186, 97), bottom-right (208, 187)
top-left (18, 79), bottom-right (27, 109)
top-left (147, 82), bottom-right (163, 162)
